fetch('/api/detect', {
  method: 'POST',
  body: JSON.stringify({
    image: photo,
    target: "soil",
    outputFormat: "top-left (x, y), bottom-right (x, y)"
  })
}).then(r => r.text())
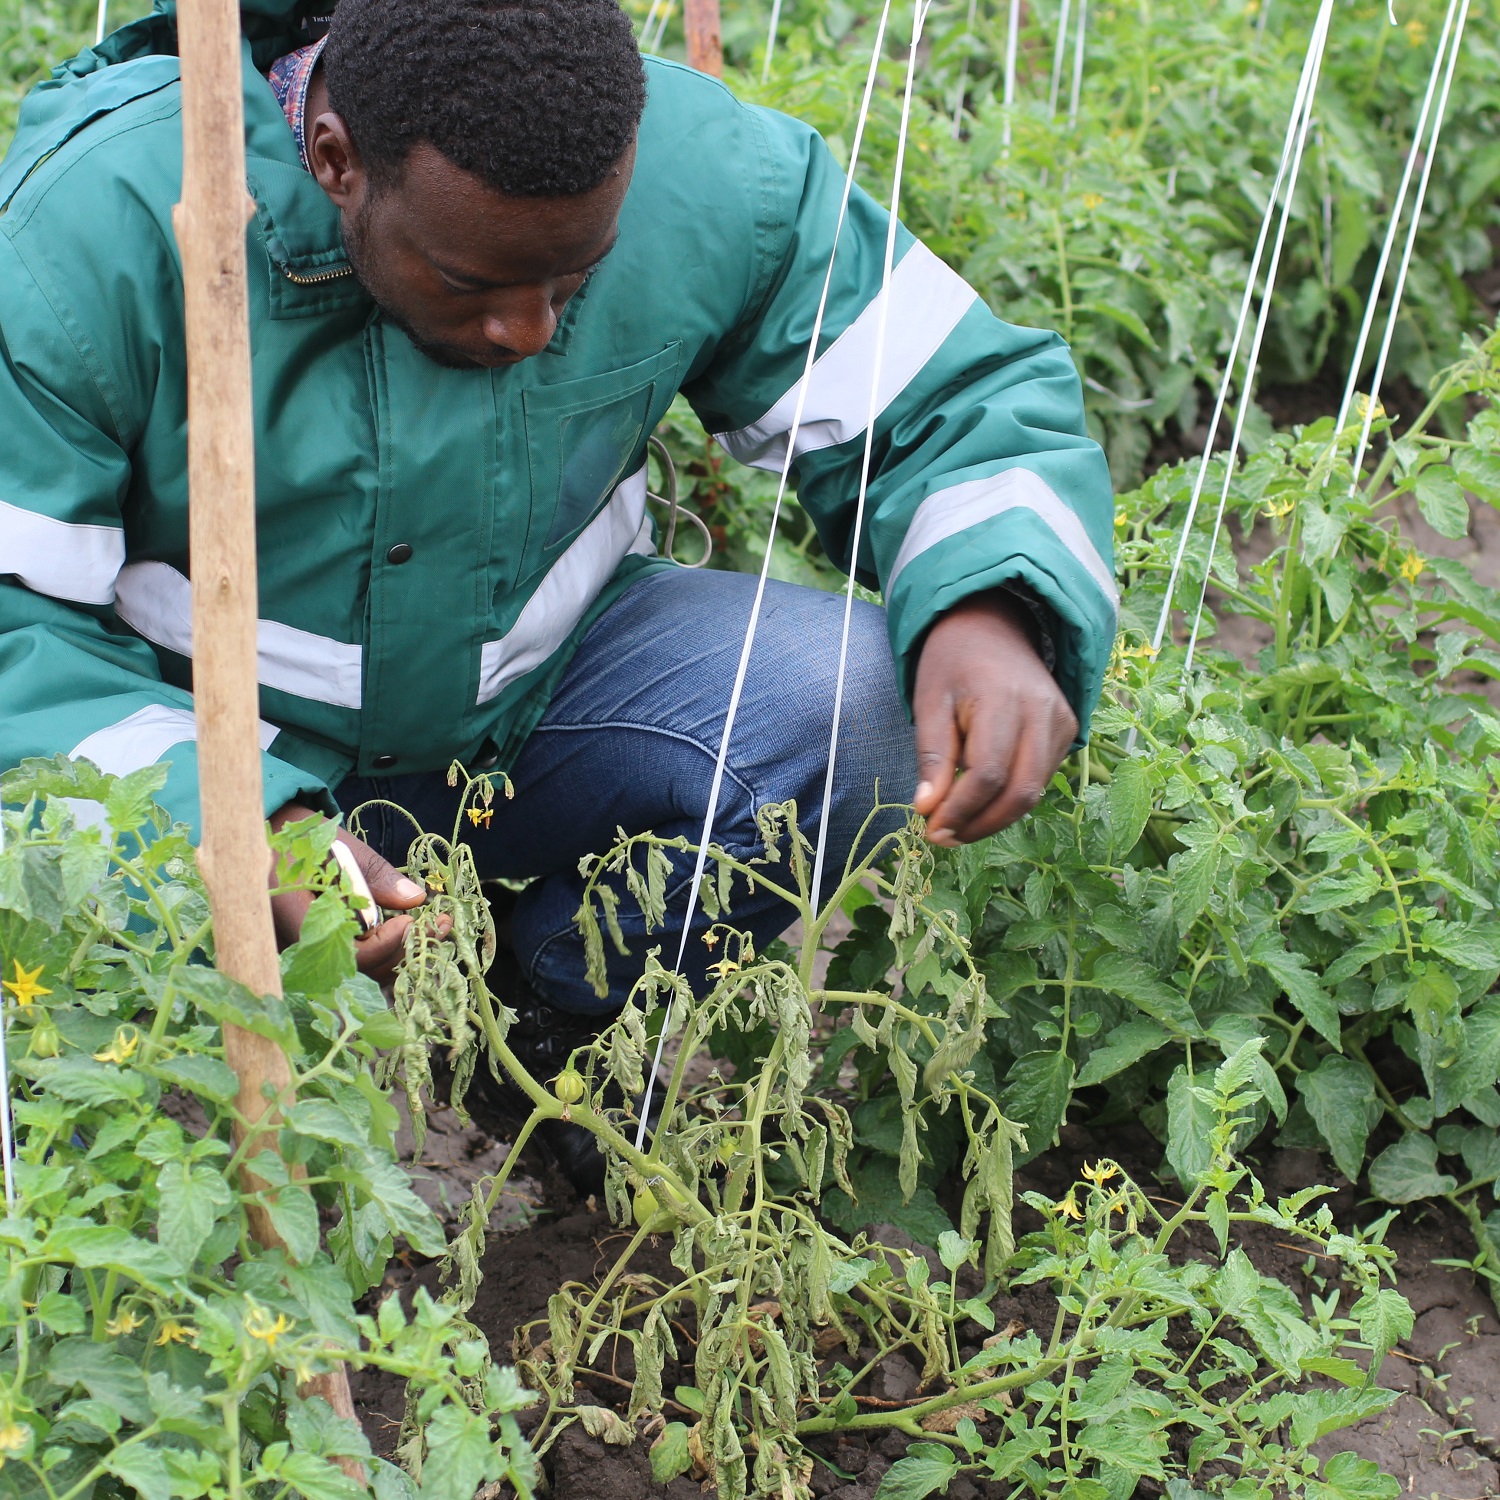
top-left (347, 1103), bottom-right (1500, 1500)
top-left (348, 344), bottom-right (1500, 1494)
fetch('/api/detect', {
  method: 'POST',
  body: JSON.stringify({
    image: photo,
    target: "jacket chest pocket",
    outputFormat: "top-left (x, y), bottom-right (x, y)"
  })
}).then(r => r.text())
top-left (518, 342), bottom-right (682, 582)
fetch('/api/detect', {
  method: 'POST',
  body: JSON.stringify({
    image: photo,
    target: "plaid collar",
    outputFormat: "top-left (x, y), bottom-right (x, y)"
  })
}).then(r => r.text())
top-left (268, 34), bottom-right (328, 172)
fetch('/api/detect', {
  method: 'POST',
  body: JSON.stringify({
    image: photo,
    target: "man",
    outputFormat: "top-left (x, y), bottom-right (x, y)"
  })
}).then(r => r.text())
top-left (0, 0), bottom-right (1116, 1184)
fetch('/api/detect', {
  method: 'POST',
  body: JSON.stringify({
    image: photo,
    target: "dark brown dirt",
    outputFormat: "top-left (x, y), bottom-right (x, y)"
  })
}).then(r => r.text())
top-left (349, 1104), bottom-right (1500, 1499)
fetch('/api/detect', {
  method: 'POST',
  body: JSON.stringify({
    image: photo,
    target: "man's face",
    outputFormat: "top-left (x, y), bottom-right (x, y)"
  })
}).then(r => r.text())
top-left (309, 105), bottom-right (634, 370)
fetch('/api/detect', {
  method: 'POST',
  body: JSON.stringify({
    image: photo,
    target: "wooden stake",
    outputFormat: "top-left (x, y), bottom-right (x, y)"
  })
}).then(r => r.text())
top-left (684, 0), bottom-right (722, 76)
top-left (173, 0), bottom-right (359, 1443)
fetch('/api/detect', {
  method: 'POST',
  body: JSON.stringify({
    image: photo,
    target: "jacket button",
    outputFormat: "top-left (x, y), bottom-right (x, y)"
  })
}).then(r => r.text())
top-left (386, 543), bottom-right (414, 565)
top-left (372, 754), bottom-right (397, 770)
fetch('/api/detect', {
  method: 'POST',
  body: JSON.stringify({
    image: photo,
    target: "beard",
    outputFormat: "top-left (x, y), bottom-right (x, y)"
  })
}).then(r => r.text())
top-left (341, 200), bottom-right (485, 370)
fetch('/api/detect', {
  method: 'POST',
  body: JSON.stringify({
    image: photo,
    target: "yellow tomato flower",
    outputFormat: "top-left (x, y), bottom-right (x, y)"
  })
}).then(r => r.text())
top-left (1081, 1161), bottom-right (1120, 1187)
top-left (155, 1320), bottom-right (194, 1346)
top-left (427, 871), bottom-right (446, 894)
top-left (1056, 1192), bottom-right (1084, 1222)
top-left (707, 957), bottom-right (741, 979)
top-left (466, 805), bottom-right (494, 828)
top-left (93, 1027), bottom-right (141, 1066)
top-left (1355, 393), bottom-right (1386, 423)
top-left (3, 961), bottom-right (51, 1009)
top-left (106, 1308), bottom-right (145, 1336)
top-left (1398, 550), bottom-right (1425, 585)
top-left (1107, 640), bottom-right (1156, 681)
top-left (245, 1306), bottom-right (294, 1352)
top-left (0, 1421), bottom-right (28, 1462)
top-left (1081, 192), bottom-right (1104, 211)
top-left (1406, 18), bottom-right (1427, 46)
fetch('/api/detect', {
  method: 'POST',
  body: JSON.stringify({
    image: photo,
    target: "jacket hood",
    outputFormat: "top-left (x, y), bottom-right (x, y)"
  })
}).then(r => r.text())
top-left (1, 0), bottom-right (329, 214)
top-left (61, 0), bottom-right (328, 77)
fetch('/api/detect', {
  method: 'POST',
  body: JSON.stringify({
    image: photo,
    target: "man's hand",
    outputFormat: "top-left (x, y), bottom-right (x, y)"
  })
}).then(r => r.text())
top-left (912, 591), bottom-right (1078, 846)
top-left (268, 802), bottom-right (433, 983)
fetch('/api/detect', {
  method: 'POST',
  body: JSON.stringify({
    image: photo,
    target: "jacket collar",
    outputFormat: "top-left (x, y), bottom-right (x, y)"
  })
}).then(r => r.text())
top-left (244, 48), bottom-right (353, 283)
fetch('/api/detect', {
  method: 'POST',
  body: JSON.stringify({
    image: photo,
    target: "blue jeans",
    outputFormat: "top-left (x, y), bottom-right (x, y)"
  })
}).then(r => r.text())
top-left (335, 568), bottom-right (916, 1014)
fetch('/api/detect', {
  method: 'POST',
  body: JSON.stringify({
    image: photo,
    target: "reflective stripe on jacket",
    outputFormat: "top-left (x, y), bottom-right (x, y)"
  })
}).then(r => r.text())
top-left (0, 11), bottom-right (1116, 836)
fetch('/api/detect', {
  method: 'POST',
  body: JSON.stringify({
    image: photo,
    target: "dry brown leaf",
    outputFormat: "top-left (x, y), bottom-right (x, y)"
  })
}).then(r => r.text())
top-left (983, 1318), bottom-right (1026, 1348)
top-left (920, 1400), bottom-right (986, 1433)
top-left (687, 1421), bottom-right (714, 1479)
top-left (576, 1403), bottom-right (635, 1446)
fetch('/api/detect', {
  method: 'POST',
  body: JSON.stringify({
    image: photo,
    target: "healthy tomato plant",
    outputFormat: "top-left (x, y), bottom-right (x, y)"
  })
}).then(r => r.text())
top-left (0, 758), bottom-right (536, 1500)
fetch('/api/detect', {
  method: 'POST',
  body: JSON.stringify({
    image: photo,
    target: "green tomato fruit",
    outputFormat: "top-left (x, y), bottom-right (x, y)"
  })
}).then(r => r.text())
top-left (551, 1068), bottom-right (586, 1107)
top-left (27, 1022), bottom-right (59, 1059)
top-left (632, 1183), bottom-right (679, 1233)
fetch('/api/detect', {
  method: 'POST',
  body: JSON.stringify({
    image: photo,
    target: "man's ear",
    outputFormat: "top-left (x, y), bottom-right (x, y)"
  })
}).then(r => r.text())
top-left (307, 111), bottom-right (365, 209)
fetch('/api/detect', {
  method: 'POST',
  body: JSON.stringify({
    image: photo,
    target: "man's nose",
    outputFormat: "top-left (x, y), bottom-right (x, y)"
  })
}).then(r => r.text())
top-left (481, 290), bottom-right (557, 360)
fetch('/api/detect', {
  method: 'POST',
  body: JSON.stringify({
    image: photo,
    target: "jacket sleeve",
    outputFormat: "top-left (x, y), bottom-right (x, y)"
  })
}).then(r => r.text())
top-left (0, 233), bottom-right (329, 837)
top-left (680, 102), bottom-right (1118, 739)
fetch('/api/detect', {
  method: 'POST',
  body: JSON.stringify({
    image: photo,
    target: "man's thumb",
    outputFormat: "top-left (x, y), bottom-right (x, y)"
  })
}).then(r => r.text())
top-left (339, 836), bottom-right (426, 911)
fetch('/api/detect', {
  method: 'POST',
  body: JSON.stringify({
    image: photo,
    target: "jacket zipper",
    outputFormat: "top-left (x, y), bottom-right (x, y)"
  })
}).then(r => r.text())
top-left (281, 264), bottom-right (354, 286)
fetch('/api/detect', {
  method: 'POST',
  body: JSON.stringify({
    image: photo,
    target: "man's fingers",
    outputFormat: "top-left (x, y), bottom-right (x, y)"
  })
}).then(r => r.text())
top-left (912, 685), bottom-right (961, 820)
top-left (928, 696), bottom-right (1022, 843)
top-left (341, 832), bottom-right (426, 910)
top-left (956, 717), bottom-right (1048, 841)
top-left (354, 914), bottom-right (414, 981)
top-left (936, 693), bottom-right (1078, 843)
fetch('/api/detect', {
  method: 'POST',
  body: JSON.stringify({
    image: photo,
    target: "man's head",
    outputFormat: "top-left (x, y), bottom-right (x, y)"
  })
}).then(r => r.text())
top-left (308, 0), bottom-right (646, 369)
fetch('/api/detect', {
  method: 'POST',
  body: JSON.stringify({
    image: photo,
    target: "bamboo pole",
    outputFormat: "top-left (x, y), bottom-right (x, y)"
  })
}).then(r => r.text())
top-left (173, 0), bottom-right (359, 1441)
top-left (684, 0), bottom-right (722, 76)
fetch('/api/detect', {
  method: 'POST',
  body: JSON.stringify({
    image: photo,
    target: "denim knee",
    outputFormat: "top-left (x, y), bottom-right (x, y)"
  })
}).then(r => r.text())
top-left (792, 595), bottom-right (916, 869)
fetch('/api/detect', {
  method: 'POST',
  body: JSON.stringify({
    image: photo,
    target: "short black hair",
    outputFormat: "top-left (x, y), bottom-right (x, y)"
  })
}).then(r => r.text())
top-left (324, 0), bottom-right (646, 196)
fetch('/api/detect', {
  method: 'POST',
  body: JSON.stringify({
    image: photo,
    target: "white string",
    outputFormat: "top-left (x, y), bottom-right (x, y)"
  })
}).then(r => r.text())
top-left (645, 0), bottom-right (675, 54)
top-left (810, 0), bottom-right (932, 915)
top-left (763, 0), bottom-right (785, 81)
top-left (1067, 0), bottom-right (1087, 128)
top-left (635, 0), bottom-right (898, 1150)
top-left (1182, 0), bottom-right (1335, 670)
top-left (1049, 0), bottom-right (1072, 117)
top-left (1143, 3), bottom-right (1331, 671)
top-left (1334, 0), bottom-right (1460, 445)
top-left (1348, 0), bottom-right (1470, 490)
top-left (639, 0), bottom-right (665, 48)
top-left (1001, 0), bottom-right (1021, 153)
top-left (94, 0), bottom-right (108, 46)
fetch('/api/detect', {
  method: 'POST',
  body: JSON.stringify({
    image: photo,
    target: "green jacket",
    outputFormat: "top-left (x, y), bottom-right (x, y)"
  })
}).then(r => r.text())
top-left (0, 3), bottom-right (1117, 837)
